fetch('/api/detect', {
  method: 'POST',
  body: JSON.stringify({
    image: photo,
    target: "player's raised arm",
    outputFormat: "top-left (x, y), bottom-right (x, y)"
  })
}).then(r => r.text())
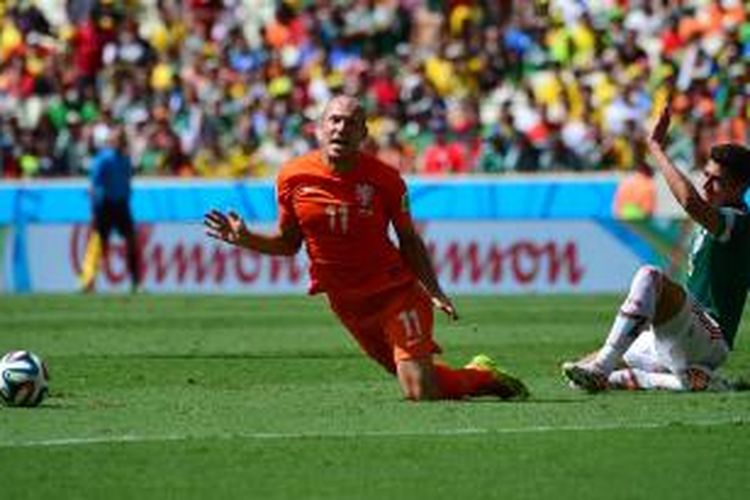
top-left (646, 105), bottom-right (720, 235)
top-left (395, 224), bottom-right (458, 320)
top-left (203, 209), bottom-right (302, 256)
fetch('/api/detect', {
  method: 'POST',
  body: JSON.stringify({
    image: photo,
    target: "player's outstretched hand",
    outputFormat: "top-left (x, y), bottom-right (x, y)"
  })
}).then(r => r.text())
top-left (204, 209), bottom-right (249, 246)
top-left (431, 292), bottom-right (459, 321)
top-left (648, 103), bottom-right (671, 148)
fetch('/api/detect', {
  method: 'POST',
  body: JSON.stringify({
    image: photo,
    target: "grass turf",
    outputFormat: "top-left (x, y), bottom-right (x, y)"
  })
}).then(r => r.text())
top-left (1, 294), bottom-right (748, 499)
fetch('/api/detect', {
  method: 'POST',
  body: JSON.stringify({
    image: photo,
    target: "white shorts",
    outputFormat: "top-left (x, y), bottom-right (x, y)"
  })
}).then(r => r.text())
top-left (623, 295), bottom-right (729, 375)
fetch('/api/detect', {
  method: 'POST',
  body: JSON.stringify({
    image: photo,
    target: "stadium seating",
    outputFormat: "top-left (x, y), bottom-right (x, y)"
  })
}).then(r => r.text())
top-left (0, 0), bottom-right (747, 179)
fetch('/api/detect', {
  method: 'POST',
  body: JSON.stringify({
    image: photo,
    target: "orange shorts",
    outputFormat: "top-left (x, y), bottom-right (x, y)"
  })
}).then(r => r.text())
top-left (327, 282), bottom-right (442, 374)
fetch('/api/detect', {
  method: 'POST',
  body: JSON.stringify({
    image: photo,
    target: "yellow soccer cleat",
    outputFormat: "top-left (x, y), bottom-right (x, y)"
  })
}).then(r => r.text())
top-left (466, 354), bottom-right (530, 400)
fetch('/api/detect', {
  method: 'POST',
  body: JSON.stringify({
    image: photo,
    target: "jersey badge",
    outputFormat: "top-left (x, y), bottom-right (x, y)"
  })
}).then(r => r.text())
top-left (356, 183), bottom-right (375, 216)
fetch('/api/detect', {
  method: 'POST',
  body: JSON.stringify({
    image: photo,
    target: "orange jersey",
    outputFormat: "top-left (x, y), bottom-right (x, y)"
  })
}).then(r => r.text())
top-left (276, 150), bottom-right (416, 300)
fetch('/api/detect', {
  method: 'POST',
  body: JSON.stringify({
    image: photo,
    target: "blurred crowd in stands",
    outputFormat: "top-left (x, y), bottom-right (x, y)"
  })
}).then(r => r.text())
top-left (0, 0), bottom-right (749, 179)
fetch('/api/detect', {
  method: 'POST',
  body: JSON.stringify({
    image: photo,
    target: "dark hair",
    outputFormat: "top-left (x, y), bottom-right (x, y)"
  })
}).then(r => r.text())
top-left (710, 143), bottom-right (750, 188)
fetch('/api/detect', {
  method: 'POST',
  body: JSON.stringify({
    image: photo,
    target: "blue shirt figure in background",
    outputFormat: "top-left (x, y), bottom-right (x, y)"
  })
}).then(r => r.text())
top-left (79, 126), bottom-right (141, 293)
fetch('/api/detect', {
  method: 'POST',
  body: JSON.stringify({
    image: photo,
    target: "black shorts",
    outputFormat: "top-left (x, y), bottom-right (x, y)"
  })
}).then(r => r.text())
top-left (93, 201), bottom-right (135, 241)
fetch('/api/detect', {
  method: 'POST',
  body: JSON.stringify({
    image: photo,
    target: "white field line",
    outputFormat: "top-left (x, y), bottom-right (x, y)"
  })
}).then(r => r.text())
top-left (1, 418), bottom-right (746, 449)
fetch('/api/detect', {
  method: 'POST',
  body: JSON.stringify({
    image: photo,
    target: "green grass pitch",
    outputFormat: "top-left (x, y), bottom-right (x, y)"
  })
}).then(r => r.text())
top-left (1, 294), bottom-right (748, 499)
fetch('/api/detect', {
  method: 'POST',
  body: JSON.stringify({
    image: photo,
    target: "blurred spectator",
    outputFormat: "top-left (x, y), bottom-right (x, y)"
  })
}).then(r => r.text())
top-left (612, 161), bottom-right (656, 221)
top-left (420, 127), bottom-right (467, 174)
top-left (0, 117), bottom-right (21, 178)
top-left (377, 131), bottom-right (416, 175)
top-left (69, 11), bottom-right (114, 92)
top-left (52, 112), bottom-right (89, 175)
top-left (141, 106), bottom-right (190, 176)
top-left (539, 132), bottom-right (583, 171)
top-left (255, 122), bottom-right (293, 176)
top-left (610, 119), bottom-right (642, 171)
top-left (477, 133), bottom-right (508, 173)
top-left (503, 130), bottom-right (541, 173)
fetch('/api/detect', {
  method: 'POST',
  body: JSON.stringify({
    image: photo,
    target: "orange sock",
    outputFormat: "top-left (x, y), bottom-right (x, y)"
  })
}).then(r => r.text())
top-left (433, 363), bottom-right (496, 399)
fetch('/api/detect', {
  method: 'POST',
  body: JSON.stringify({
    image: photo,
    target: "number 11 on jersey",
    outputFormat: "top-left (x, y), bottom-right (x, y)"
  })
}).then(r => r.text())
top-left (326, 204), bottom-right (349, 234)
top-left (398, 309), bottom-right (423, 342)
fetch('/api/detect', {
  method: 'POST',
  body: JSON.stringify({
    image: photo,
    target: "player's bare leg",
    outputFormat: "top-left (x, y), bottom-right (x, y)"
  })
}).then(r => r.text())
top-left (427, 357), bottom-right (529, 401)
top-left (397, 356), bottom-right (528, 401)
top-left (396, 358), bottom-right (440, 401)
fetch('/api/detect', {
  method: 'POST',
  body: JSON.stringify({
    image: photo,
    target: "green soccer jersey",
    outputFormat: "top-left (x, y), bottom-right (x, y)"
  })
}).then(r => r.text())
top-left (685, 206), bottom-right (750, 349)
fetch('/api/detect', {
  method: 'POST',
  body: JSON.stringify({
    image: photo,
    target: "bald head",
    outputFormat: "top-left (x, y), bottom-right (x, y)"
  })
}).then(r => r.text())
top-left (321, 95), bottom-right (366, 124)
top-left (317, 95), bottom-right (368, 170)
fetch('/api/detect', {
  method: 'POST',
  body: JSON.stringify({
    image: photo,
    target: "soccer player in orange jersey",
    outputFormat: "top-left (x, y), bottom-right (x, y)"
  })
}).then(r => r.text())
top-left (204, 95), bottom-right (528, 401)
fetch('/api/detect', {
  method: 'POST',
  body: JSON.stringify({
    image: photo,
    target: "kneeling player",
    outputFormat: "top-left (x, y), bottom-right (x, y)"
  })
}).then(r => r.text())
top-left (205, 96), bottom-right (528, 401)
top-left (563, 106), bottom-right (750, 392)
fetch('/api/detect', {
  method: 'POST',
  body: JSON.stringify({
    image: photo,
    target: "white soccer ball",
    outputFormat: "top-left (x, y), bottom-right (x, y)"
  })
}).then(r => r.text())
top-left (0, 351), bottom-right (50, 407)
